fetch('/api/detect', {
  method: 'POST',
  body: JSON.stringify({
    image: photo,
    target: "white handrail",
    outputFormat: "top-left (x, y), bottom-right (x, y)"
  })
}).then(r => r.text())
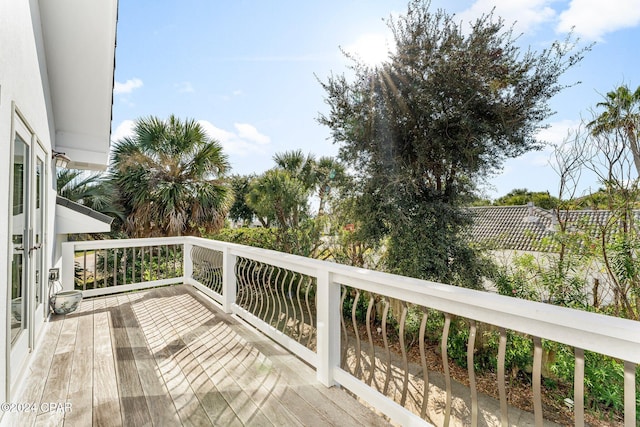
top-left (186, 236), bottom-right (640, 364)
top-left (62, 236), bottom-right (640, 364)
top-left (60, 236), bottom-right (640, 426)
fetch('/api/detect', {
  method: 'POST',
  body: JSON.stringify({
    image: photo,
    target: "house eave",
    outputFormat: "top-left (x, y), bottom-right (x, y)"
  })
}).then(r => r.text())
top-left (39, 0), bottom-right (118, 171)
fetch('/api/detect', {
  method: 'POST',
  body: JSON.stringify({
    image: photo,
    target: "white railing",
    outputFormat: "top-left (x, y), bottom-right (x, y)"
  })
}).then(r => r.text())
top-left (61, 236), bottom-right (640, 427)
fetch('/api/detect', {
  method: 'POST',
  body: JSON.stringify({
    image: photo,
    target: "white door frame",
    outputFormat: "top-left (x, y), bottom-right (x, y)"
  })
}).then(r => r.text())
top-left (7, 108), bottom-right (49, 392)
top-left (31, 142), bottom-right (47, 342)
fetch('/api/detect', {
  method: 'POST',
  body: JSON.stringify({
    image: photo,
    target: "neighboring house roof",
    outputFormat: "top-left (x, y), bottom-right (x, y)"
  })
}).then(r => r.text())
top-left (467, 203), bottom-right (640, 252)
top-left (55, 196), bottom-right (113, 234)
top-left (467, 204), bottom-right (553, 251)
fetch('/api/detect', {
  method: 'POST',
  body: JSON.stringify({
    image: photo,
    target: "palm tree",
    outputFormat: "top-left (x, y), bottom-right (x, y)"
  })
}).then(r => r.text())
top-left (315, 156), bottom-right (346, 216)
top-left (228, 174), bottom-right (258, 226)
top-left (110, 115), bottom-right (232, 237)
top-left (56, 169), bottom-right (122, 219)
top-left (272, 150), bottom-right (348, 215)
top-left (273, 150), bottom-right (317, 190)
top-left (245, 169), bottom-right (308, 229)
top-left (588, 84), bottom-right (640, 176)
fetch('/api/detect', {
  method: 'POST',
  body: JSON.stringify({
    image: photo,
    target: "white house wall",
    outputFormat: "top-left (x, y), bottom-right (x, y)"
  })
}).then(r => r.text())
top-left (0, 0), bottom-right (59, 404)
top-left (488, 249), bottom-right (615, 306)
top-left (1, 0), bottom-right (117, 405)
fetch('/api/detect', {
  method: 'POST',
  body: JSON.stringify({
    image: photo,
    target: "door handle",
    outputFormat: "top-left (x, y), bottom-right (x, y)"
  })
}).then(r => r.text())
top-left (29, 244), bottom-right (42, 254)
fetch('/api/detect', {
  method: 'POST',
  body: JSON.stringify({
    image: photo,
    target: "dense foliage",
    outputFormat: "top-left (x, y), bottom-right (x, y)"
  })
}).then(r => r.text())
top-left (493, 188), bottom-right (560, 209)
top-left (110, 115), bottom-right (232, 237)
top-left (243, 150), bottom-right (347, 228)
top-left (246, 168), bottom-right (309, 228)
top-left (319, 0), bottom-right (587, 286)
top-left (211, 220), bottom-right (324, 258)
top-left (228, 174), bottom-right (257, 226)
top-left (56, 169), bottom-right (122, 220)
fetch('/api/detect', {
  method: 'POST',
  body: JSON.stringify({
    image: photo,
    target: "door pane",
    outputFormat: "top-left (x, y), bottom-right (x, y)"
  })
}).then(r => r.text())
top-left (11, 135), bottom-right (28, 345)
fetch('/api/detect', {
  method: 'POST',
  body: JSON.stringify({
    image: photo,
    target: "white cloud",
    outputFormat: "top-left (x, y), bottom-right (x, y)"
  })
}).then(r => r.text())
top-left (175, 81), bottom-right (194, 93)
top-left (344, 32), bottom-right (395, 66)
top-left (113, 78), bottom-right (143, 95)
top-left (111, 119), bottom-right (135, 143)
top-left (531, 119), bottom-right (582, 167)
top-left (234, 123), bottom-right (271, 145)
top-left (457, 0), bottom-right (556, 34)
top-left (198, 120), bottom-right (271, 156)
top-left (536, 119), bottom-right (581, 146)
top-left (556, 0), bottom-right (640, 41)
top-left (220, 89), bottom-right (244, 102)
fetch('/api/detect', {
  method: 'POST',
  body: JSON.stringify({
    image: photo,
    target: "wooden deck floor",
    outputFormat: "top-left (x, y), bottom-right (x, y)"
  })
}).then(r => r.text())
top-left (6, 285), bottom-right (391, 427)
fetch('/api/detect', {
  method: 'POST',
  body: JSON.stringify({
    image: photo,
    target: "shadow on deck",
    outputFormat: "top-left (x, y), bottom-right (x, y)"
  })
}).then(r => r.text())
top-left (6, 285), bottom-right (391, 427)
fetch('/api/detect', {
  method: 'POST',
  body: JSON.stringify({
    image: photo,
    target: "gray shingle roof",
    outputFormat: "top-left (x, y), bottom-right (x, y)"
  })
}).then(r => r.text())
top-left (466, 204), bottom-right (639, 252)
top-left (56, 196), bottom-right (114, 225)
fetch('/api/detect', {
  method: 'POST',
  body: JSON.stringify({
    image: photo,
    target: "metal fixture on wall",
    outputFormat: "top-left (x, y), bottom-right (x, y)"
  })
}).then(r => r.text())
top-left (52, 150), bottom-right (70, 168)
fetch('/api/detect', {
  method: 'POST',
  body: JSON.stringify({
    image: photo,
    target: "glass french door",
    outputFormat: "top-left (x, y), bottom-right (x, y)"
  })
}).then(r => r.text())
top-left (10, 116), bottom-right (47, 384)
top-left (10, 132), bottom-right (28, 354)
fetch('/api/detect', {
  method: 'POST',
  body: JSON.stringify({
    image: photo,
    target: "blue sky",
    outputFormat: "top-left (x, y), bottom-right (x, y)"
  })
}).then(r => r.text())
top-left (111, 0), bottom-right (640, 200)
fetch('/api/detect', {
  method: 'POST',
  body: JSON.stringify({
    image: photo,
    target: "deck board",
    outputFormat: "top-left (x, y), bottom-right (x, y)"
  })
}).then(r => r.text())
top-left (120, 293), bottom-right (182, 426)
top-left (111, 294), bottom-right (152, 427)
top-left (34, 313), bottom-right (77, 427)
top-left (6, 285), bottom-right (391, 427)
top-left (2, 316), bottom-right (64, 427)
top-left (139, 288), bottom-right (218, 427)
top-left (93, 295), bottom-right (123, 427)
top-left (168, 291), bottom-right (281, 426)
top-left (64, 297), bottom-right (94, 427)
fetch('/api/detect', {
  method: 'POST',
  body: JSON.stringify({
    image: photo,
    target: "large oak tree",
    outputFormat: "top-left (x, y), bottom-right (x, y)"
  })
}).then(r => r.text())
top-left (319, 0), bottom-right (589, 287)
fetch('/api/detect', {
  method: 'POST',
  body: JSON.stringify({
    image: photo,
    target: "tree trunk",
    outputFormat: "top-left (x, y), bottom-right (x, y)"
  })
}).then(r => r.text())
top-left (626, 127), bottom-right (640, 177)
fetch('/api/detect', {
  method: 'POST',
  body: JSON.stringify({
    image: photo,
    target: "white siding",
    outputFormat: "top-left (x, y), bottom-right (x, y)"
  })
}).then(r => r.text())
top-left (0, 0), bottom-right (56, 403)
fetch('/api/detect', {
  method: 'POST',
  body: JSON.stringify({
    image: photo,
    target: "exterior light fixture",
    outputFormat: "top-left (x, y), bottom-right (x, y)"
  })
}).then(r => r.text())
top-left (52, 150), bottom-right (71, 168)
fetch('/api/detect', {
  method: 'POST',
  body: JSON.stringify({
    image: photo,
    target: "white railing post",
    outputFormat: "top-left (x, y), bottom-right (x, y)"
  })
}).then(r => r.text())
top-left (222, 247), bottom-right (237, 313)
top-left (316, 269), bottom-right (340, 387)
top-left (60, 242), bottom-right (75, 291)
top-left (183, 240), bottom-right (193, 285)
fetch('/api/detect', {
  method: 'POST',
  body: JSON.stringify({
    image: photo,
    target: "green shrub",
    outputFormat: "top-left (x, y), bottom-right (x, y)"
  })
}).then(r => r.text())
top-left (546, 342), bottom-right (640, 419)
top-left (211, 227), bottom-right (280, 250)
top-left (211, 221), bottom-right (323, 257)
top-left (341, 288), bottom-right (372, 323)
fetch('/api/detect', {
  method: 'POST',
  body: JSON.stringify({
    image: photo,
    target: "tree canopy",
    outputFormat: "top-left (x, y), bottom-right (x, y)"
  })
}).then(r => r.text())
top-left (246, 168), bottom-right (309, 229)
top-left (110, 115), bottom-right (232, 237)
top-left (56, 169), bottom-right (121, 219)
top-left (493, 188), bottom-right (559, 209)
top-left (588, 84), bottom-right (640, 177)
top-left (228, 174), bottom-right (257, 226)
top-left (318, 0), bottom-right (588, 286)
top-left (243, 150), bottom-right (347, 229)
